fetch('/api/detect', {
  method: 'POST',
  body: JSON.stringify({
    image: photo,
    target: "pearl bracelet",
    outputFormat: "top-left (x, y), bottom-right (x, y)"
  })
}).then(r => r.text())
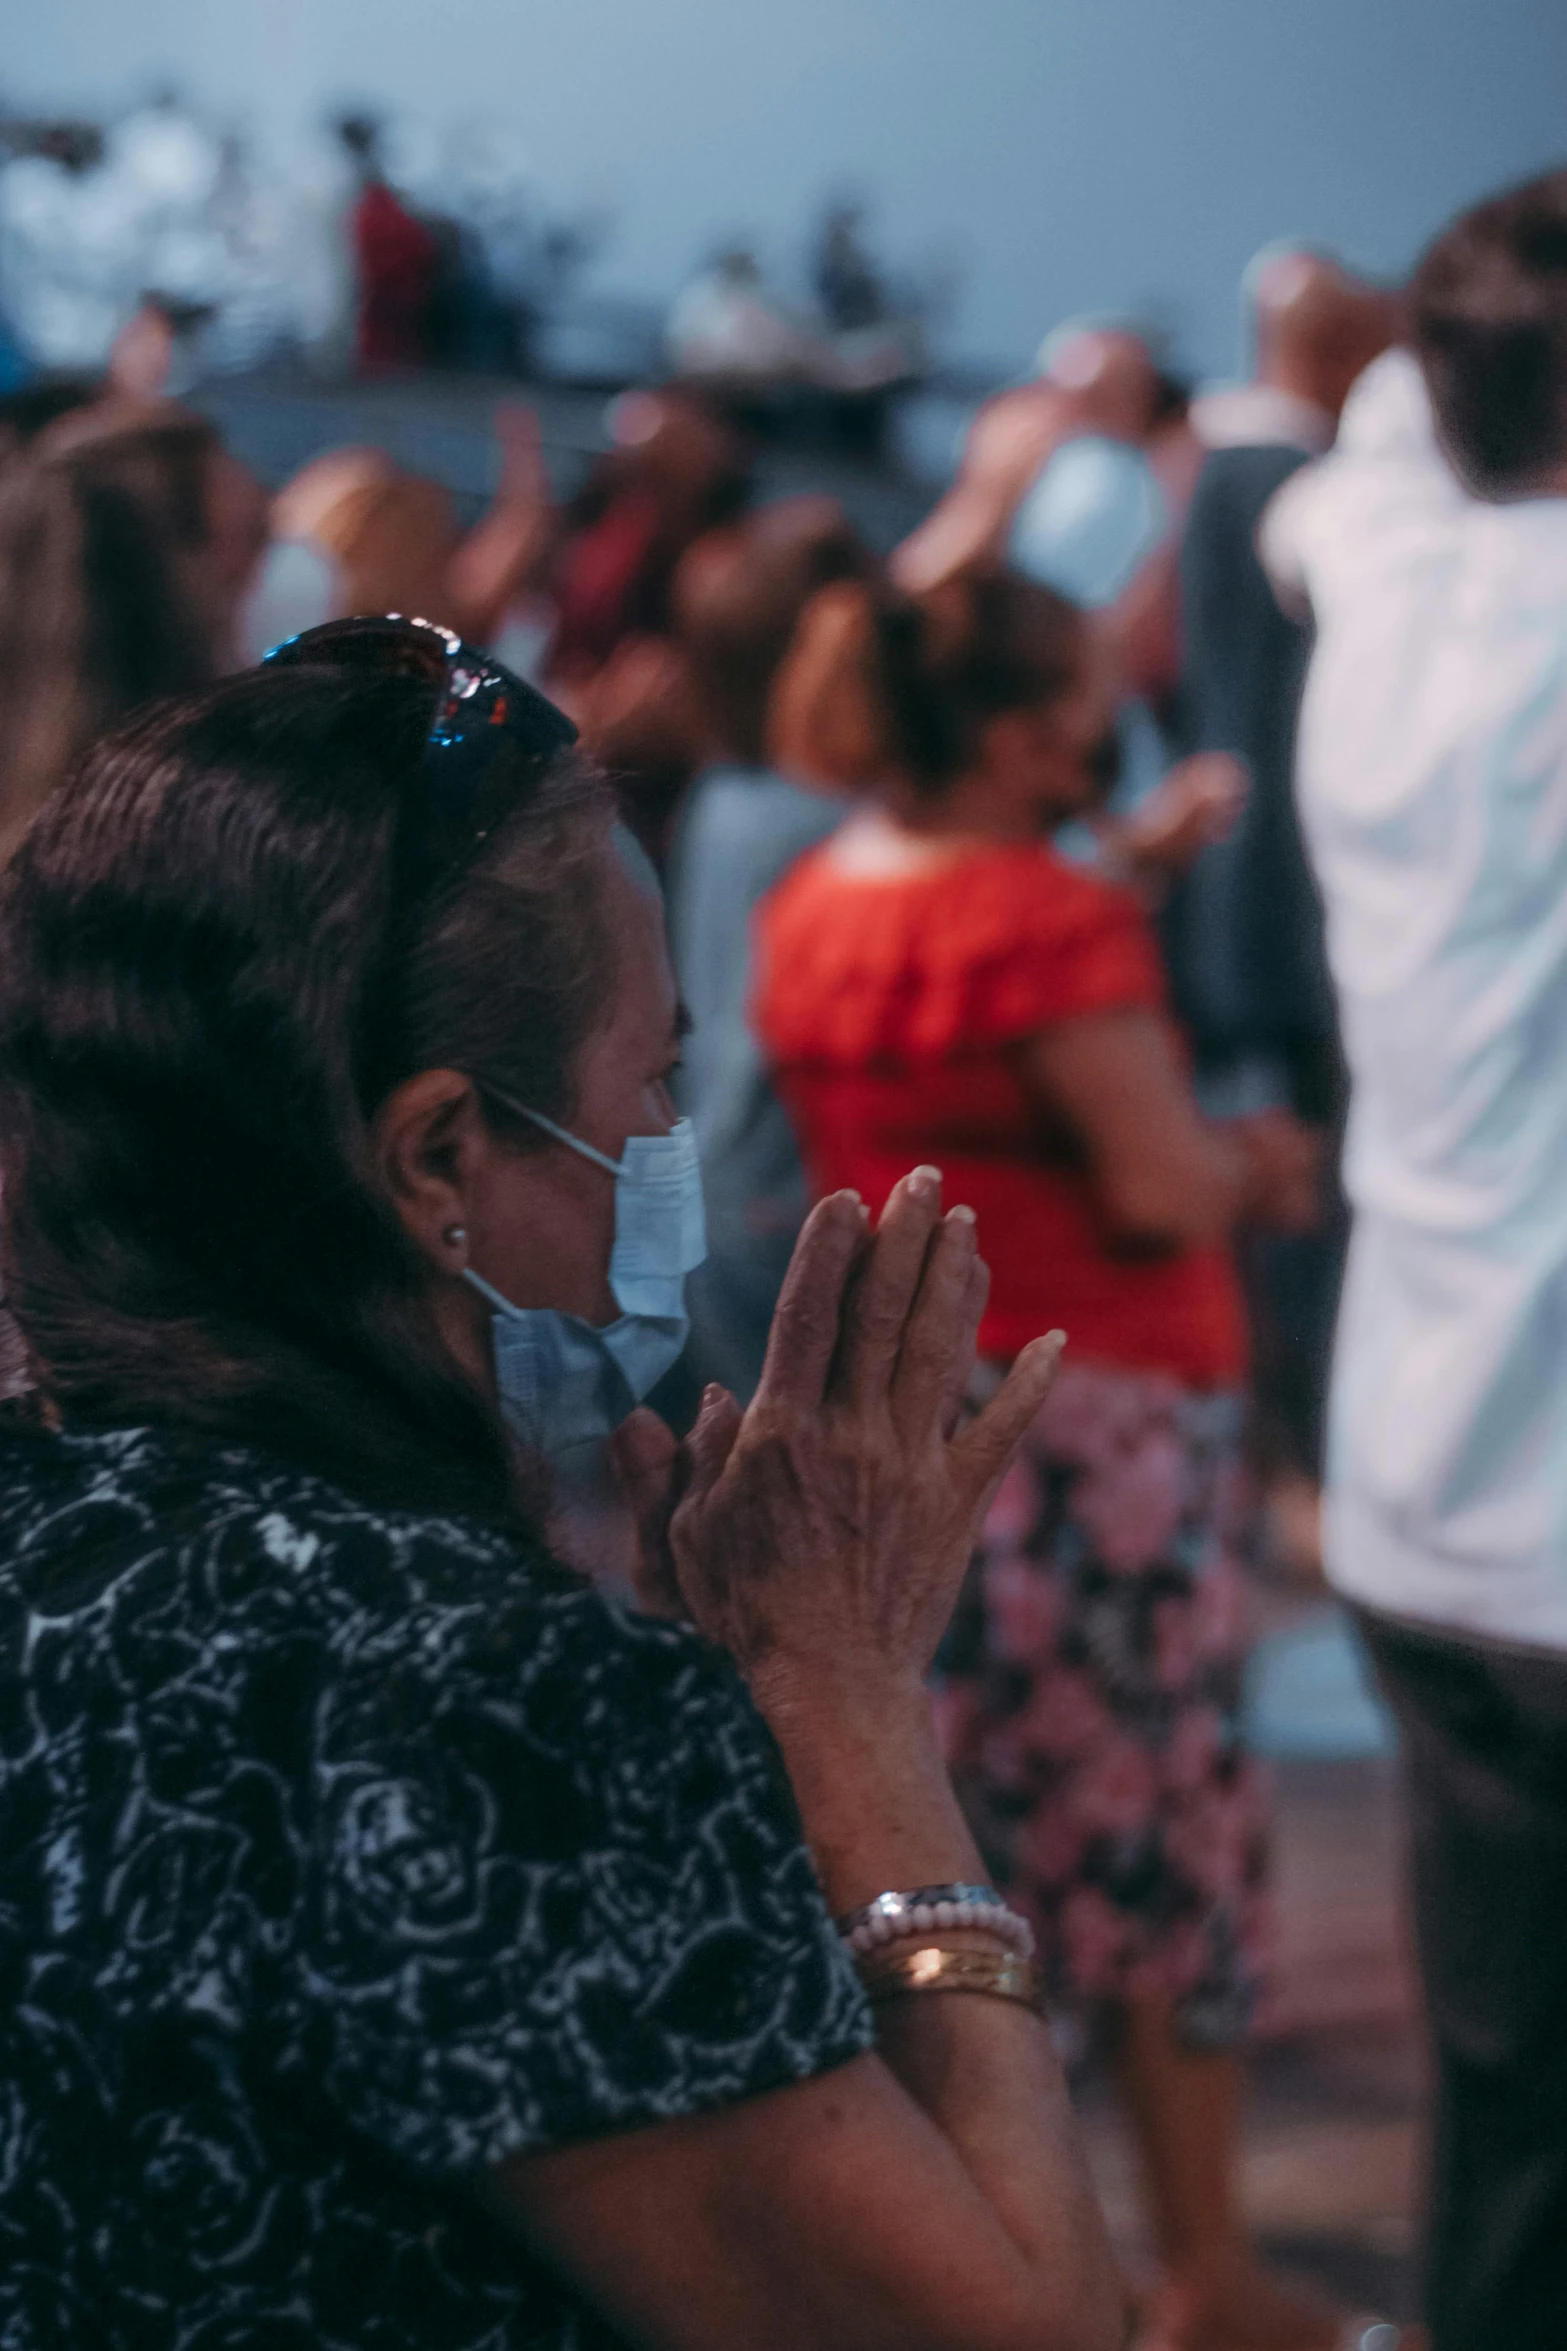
top-left (837, 1883), bottom-right (1036, 1961)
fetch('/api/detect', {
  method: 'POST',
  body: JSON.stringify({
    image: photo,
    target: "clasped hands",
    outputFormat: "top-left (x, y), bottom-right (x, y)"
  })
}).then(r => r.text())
top-left (610, 1167), bottom-right (1064, 1705)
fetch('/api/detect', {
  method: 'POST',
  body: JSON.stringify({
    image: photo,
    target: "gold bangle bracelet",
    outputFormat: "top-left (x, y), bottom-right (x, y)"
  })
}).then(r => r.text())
top-left (856, 1941), bottom-right (1046, 2015)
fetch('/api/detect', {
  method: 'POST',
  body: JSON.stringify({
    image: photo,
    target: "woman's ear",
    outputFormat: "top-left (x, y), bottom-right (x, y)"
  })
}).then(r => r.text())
top-left (372, 1069), bottom-right (486, 1275)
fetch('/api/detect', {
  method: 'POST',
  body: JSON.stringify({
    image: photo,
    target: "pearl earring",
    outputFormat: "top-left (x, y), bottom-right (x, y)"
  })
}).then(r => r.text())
top-left (443, 1224), bottom-right (467, 1250)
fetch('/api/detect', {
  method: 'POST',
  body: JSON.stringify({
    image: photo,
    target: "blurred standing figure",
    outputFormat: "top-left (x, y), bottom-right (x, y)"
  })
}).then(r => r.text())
top-left (757, 572), bottom-right (1344, 2351)
top-left (665, 497), bottom-right (871, 1397)
top-left (252, 405), bottom-right (552, 657)
top-left (338, 114), bottom-right (440, 371)
top-left (1264, 173), bottom-right (1567, 2351)
top-left (1170, 253), bottom-right (1392, 1501)
top-left (893, 326), bottom-right (1163, 595)
top-left (0, 400), bottom-right (264, 857)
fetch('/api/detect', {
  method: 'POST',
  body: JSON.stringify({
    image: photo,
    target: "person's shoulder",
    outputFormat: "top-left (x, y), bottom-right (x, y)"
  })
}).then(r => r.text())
top-left (964, 839), bottom-right (1145, 940)
top-left (680, 768), bottom-right (842, 897)
top-left (0, 1419), bottom-right (544, 1628)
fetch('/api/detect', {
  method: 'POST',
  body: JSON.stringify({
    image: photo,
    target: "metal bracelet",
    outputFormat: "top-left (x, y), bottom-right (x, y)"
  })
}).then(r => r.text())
top-left (857, 1941), bottom-right (1046, 2015)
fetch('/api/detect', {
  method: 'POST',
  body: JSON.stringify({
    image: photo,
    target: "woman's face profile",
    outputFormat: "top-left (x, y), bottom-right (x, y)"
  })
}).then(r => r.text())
top-left (378, 840), bottom-right (689, 1398)
top-left (475, 846), bottom-right (687, 1326)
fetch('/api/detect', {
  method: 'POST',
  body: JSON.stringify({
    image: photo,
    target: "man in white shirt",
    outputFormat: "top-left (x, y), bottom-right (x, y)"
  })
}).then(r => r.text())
top-left (1264, 171), bottom-right (1567, 2351)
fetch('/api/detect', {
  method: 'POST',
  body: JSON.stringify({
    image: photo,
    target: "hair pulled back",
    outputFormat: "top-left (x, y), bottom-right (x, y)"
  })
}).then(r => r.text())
top-left (0, 663), bottom-right (615, 1526)
top-left (769, 567), bottom-right (1084, 796)
top-left (1412, 168), bottom-right (1567, 494)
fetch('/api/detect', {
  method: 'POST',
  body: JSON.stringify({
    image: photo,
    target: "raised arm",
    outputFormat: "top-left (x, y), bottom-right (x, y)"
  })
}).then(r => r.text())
top-left (1017, 1009), bottom-right (1320, 1251)
top-left (491, 1175), bottom-right (1123, 2351)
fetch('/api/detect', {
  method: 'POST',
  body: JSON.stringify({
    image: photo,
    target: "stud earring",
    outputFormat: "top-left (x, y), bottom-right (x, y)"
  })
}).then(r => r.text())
top-left (443, 1223), bottom-right (467, 1251)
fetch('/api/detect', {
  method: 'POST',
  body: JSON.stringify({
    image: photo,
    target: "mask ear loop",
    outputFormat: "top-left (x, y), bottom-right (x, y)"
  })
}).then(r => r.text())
top-left (462, 1267), bottom-right (517, 1315)
top-left (479, 1083), bottom-right (626, 1177)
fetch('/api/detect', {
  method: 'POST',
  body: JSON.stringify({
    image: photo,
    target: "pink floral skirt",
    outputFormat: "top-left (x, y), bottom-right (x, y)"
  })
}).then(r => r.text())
top-left (936, 1358), bottom-right (1271, 2050)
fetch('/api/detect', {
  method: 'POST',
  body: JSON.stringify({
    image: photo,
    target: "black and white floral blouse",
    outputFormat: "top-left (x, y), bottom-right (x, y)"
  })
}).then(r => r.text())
top-left (0, 1423), bottom-right (873, 2349)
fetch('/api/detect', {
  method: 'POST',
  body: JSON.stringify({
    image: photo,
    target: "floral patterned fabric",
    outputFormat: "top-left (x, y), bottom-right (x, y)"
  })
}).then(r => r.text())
top-left (937, 1360), bottom-right (1271, 2051)
top-left (0, 1422), bottom-right (872, 2350)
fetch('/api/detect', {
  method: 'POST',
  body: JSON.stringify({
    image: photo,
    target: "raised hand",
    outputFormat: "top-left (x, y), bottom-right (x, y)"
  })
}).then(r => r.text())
top-left (667, 1169), bottom-right (1064, 1705)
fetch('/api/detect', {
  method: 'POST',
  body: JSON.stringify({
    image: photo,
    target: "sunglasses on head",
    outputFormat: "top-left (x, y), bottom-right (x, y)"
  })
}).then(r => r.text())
top-left (262, 614), bottom-right (579, 887)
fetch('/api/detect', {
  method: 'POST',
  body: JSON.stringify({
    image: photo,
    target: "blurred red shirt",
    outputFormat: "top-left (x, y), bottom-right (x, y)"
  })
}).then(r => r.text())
top-left (754, 837), bottom-right (1246, 1388)
top-left (354, 184), bottom-right (438, 369)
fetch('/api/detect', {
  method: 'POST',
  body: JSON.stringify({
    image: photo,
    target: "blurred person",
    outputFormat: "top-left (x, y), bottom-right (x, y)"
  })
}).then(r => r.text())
top-left (1169, 251), bottom-right (1393, 1532)
top-left (892, 325), bottom-right (1162, 596)
top-left (665, 496), bottom-right (873, 1399)
top-left (247, 403), bottom-right (556, 660)
top-left (0, 372), bottom-right (98, 465)
top-left (0, 399), bottom-right (264, 859)
top-left (1263, 170), bottom-right (1567, 2351)
top-left (0, 621), bottom-right (1120, 2351)
top-left (666, 245), bottom-right (823, 385)
top-left (755, 572), bottom-right (1384, 2351)
top-left (544, 387), bottom-right (751, 691)
top-left (339, 111), bottom-right (441, 370)
top-left (541, 388), bottom-right (752, 853)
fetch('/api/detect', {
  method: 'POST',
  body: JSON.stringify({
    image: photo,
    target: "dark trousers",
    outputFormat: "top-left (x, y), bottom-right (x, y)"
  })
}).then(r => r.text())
top-left (1358, 1607), bottom-right (1567, 2350)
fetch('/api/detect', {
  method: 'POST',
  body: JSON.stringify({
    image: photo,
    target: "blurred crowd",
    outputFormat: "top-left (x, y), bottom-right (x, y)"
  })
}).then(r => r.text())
top-left (0, 89), bottom-right (936, 413)
top-left (2, 131), bottom-right (1567, 2351)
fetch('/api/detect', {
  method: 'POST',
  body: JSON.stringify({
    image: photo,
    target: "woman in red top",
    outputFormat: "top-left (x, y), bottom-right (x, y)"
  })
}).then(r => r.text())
top-left (755, 572), bottom-right (1341, 2351)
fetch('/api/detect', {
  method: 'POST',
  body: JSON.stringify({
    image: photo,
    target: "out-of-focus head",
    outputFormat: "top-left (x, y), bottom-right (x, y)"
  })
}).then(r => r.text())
top-left (604, 388), bottom-right (750, 517)
top-left (1037, 324), bottom-right (1162, 443)
top-left (771, 567), bottom-right (1112, 828)
top-left (0, 402), bottom-right (255, 860)
top-left (672, 495), bottom-right (873, 765)
top-left (336, 111), bottom-right (384, 181)
top-left (0, 376), bottom-right (100, 470)
top-left (271, 446), bottom-right (396, 543)
top-left (1246, 246), bottom-right (1395, 419)
top-left (302, 465), bottom-right (462, 625)
top-left (1411, 169), bottom-right (1567, 497)
top-left (41, 398), bottom-right (269, 635)
top-left (0, 650), bottom-right (678, 1522)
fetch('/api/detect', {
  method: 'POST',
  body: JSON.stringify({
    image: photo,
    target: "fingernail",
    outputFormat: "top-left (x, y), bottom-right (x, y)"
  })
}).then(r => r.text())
top-left (1043, 1329), bottom-right (1067, 1353)
top-left (946, 1204), bottom-right (977, 1226)
top-left (908, 1164), bottom-right (942, 1195)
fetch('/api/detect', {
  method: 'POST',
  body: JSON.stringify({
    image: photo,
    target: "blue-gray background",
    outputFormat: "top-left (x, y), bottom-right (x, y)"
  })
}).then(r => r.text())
top-left (17, 0), bottom-right (1567, 375)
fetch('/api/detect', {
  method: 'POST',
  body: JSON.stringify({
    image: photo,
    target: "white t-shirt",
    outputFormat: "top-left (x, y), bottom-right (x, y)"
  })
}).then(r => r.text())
top-left (1264, 351), bottom-right (1567, 1652)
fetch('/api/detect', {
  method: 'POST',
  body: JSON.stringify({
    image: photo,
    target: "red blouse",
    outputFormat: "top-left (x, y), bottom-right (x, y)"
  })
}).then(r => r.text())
top-left (754, 838), bottom-right (1246, 1388)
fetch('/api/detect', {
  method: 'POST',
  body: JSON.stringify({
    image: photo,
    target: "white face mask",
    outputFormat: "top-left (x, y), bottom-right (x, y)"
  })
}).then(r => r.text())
top-left (464, 1096), bottom-right (707, 1458)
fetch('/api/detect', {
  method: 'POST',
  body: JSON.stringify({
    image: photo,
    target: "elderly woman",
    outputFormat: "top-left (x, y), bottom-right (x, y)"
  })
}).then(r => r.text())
top-left (0, 619), bottom-right (1117, 2351)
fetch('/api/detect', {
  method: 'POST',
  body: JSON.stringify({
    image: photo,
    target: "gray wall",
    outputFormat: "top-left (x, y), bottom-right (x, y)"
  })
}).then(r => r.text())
top-left (18, 0), bottom-right (1567, 375)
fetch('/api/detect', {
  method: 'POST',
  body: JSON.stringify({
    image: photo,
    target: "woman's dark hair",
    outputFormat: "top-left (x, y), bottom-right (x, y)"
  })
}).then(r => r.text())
top-left (0, 663), bottom-right (617, 1525)
top-left (769, 567), bottom-right (1085, 796)
top-left (0, 405), bottom-right (221, 861)
top-left (1412, 168), bottom-right (1567, 495)
top-left (0, 373), bottom-right (100, 465)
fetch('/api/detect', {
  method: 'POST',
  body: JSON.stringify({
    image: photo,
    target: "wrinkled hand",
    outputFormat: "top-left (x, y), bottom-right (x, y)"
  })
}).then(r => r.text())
top-left (664, 1169), bottom-right (1065, 1707)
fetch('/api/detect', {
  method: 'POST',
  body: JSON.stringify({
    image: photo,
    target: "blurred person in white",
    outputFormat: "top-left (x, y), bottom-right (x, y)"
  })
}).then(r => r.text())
top-left (1263, 170), bottom-right (1567, 2351)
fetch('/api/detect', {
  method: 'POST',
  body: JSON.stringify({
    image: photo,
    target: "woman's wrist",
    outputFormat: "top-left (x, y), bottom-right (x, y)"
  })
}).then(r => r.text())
top-left (746, 1655), bottom-right (934, 1751)
top-left (746, 1660), bottom-right (988, 1916)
